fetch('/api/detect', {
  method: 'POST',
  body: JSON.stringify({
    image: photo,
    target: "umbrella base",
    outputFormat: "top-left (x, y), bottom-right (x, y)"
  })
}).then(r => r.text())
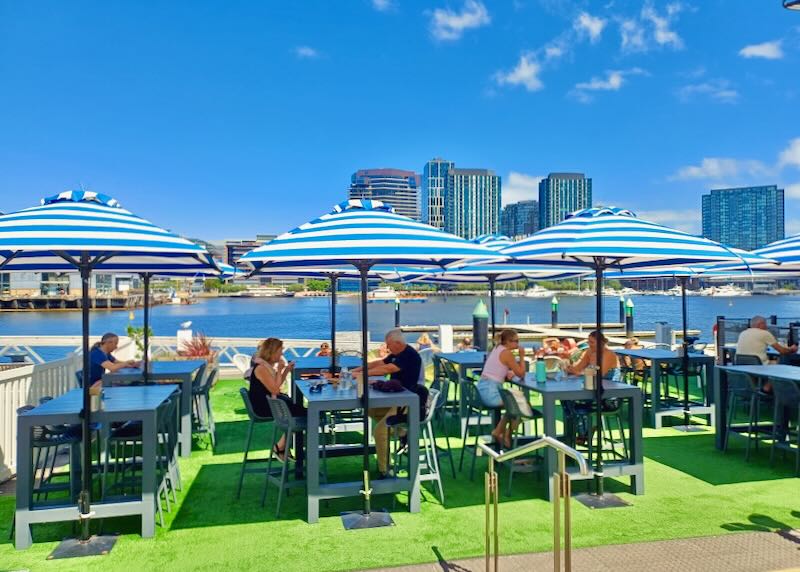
top-left (575, 492), bottom-right (630, 509)
top-left (341, 510), bottom-right (395, 530)
top-left (48, 534), bottom-right (118, 559)
top-left (673, 424), bottom-right (709, 433)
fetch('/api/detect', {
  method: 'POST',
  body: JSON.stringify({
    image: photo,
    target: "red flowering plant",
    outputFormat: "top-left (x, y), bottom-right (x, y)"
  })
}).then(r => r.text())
top-left (178, 332), bottom-right (218, 364)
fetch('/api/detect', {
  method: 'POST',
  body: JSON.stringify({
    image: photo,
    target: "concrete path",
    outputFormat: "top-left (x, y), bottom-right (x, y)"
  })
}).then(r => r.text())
top-left (362, 530), bottom-right (800, 572)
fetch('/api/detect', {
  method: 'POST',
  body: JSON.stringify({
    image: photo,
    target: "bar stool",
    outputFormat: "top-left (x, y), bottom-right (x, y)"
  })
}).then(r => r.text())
top-left (498, 388), bottom-right (543, 495)
top-left (192, 367), bottom-right (217, 448)
top-left (770, 380), bottom-right (800, 474)
top-left (388, 388), bottom-right (445, 503)
top-left (264, 397), bottom-right (310, 517)
top-left (235, 388), bottom-right (276, 499)
top-left (459, 382), bottom-right (501, 481)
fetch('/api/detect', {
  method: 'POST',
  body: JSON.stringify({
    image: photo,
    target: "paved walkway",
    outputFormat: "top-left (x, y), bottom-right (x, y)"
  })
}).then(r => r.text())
top-left (364, 531), bottom-right (800, 572)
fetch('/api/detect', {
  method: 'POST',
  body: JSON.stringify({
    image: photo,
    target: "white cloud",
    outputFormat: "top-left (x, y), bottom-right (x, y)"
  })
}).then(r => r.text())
top-left (779, 138), bottom-right (800, 169)
top-left (671, 158), bottom-right (769, 181)
top-left (502, 172), bottom-right (543, 205)
top-left (620, 19), bottom-right (646, 52)
top-left (294, 46), bottom-right (320, 59)
top-left (494, 53), bottom-right (543, 92)
top-left (430, 0), bottom-right (490, 41)
top-left (641, 3), bottom-right (683, 49)
top-left (785, 183), bottom-right (800, 199)
top-left (739, 40), bottom-right (784, 60)
top-left (371, 0), bottom-right (393, 11)
top-left (620, 2), bottom-right (685, 53)
top-left (636, 209), bottom-right (701, 234)
top-left (571, 68), bottom-right (644, 102)
top-left (677, 79), bottom-right (739, 103)
top-left (574, 12), bottom-right (607, 43)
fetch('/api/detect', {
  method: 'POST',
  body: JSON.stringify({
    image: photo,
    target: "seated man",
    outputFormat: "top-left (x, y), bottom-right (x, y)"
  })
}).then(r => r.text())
top-left (736, 315), bottom-right (796, 365)
top-left (352, 329), bottom-right (422, 478)
top-left (90, 332), bottom-right (140, 388)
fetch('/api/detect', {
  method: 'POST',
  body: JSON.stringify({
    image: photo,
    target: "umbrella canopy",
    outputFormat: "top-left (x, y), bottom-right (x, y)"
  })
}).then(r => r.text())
top-left (0, 190), bottom-right (217, 544)
top-left (239, 198), bottom-right (500, 526)
top-left (503, 206), bottom-right (757, 500)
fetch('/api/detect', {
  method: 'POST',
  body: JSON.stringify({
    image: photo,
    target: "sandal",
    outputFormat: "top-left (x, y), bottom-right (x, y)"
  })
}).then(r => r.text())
top-left (272, 445), bottom-right (287, 461)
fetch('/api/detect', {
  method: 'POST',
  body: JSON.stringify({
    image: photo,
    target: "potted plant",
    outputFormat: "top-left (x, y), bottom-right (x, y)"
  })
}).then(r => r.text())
top-left (177, 332), bottom-right (219, 380)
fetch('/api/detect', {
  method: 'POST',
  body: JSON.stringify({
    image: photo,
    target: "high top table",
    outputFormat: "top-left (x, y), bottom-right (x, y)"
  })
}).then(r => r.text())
top-left (714, 364), bottom-right (800, 450)
top-left (511, 375), bottom-right (644, 500)
top-left (291, 355), bottom-right (363, 378)
top-left (15, 385), bottom-right (175, 549)
top-left (296, 378), bottom-right (420, 523)
top-left (614, 348), bottom-right (715, 428)
top-left (104, 359), bottom-right (207, 457)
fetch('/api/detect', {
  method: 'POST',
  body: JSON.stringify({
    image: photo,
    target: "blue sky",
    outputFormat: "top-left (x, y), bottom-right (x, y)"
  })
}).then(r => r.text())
top-left (1, 0), bottom-right (799, 240)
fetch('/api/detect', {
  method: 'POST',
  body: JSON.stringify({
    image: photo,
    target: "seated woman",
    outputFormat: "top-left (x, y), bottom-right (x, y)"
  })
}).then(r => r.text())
top-left (457, 336), bottom-right (474, 351)
top-left (565, 331), bottom-right (621, 445)
top-left (248, 338), bottom-right (305, 460)
top-left (536, 337), bottom-right (561, 358)
top-left (416, 333), bottom-right (434, 351)
top-left (560, 338), bottom-right (579, 360)
top-left (621, 337), bottom-right (645, 375)
top-left (317, 342), bottom-right (332, 357)
top-left (478, 329), bottom-right (528, 448)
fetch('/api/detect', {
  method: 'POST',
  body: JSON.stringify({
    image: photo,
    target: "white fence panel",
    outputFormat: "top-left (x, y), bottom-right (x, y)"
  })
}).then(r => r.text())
top-left (0, 355), bottom-right (79, 481)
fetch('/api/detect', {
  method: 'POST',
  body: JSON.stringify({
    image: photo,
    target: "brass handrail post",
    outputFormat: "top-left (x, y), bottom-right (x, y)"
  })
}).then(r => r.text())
top-left (484, 457), bottom-right (500, 572)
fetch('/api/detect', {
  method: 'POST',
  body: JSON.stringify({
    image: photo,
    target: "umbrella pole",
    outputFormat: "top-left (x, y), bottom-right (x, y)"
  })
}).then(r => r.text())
top-left (594, 262), bottom-right (604, 497)
top-left (341, 262), bottom-right (393, 529)
top-left (49, 256), bottom-right (118, 558)
top-left (330, 274), bottom-right (338, 373)
top-left (143, 274), bottom-right (150, 381)
top-left (674, 276), bottom-right (703, 432)
top-left (488, 275), bottom-right (497, 341)
top-left (575, 260), bottom-right (630, 509)
top-left (79, 259), bottom-right (93, 540)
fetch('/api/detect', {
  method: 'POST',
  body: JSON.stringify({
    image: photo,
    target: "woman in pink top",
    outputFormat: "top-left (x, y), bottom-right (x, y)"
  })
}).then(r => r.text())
top-left (478, 329), bottom-right (528, 447)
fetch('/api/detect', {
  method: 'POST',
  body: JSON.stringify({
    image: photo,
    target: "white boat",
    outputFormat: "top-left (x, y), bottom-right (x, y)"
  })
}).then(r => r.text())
top-left (523, 285), bottom-right (555, 298)
top-left (367, 286), bottom-right (398, 300)
top-left (700, 284), bottom-right (752, 297)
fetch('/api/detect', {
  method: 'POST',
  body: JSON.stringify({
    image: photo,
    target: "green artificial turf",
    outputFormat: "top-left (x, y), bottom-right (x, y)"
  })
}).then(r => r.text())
top-left (1, 376), bottom-right (798, 572)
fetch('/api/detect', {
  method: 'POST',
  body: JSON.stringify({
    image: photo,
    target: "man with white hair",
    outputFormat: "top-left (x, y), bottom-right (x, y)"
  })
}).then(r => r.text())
top-left (736, 315), bottom-right (797, 365)
top-left (352, 328), bottom-right (422, 478)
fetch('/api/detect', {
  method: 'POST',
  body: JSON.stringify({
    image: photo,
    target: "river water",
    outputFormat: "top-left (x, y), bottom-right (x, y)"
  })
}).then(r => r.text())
top-left (3, 294), bottom-right (800, 356)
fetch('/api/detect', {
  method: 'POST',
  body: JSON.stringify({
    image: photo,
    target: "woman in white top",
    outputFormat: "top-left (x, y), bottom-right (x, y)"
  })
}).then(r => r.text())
top-left (478, 329), bottom-right (527, 448)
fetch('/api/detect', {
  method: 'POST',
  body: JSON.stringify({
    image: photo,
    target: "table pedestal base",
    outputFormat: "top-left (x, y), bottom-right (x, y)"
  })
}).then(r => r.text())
top-left (341, 509), bottom-right (395, 530)
top-left (48, 534), bottom-right (118, 559)
top-left (575, 492), bottom-right (630, 509)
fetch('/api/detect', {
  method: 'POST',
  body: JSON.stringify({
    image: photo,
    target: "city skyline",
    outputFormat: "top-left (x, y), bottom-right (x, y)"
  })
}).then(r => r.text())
top-left (1, 2), bottom-right (798, 240)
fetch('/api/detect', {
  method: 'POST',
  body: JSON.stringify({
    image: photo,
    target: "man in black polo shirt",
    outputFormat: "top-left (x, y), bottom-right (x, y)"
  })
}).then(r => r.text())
top-left (352, 328), bottom-right (422, 478)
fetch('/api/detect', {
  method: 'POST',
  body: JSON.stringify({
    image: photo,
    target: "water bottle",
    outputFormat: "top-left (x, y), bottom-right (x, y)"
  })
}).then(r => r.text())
top-left (341, 367), bottom-right (350, 390)
top-left (535, 359), bottom-right (547, 383)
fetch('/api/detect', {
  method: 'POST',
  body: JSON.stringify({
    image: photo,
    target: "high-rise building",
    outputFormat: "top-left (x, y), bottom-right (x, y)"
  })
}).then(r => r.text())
top-left (701, 185), bottom-right (784, 250)
top-left (538, 173), bottom-right (592, 229)
top-left (348, 168), bottom-right (421, 220)
top-left (501, 200), bottom-right (539, 239)
top-left (421, 158), bottom-right (454, 229)
top-left (444, 168), bottom-right (501, 239)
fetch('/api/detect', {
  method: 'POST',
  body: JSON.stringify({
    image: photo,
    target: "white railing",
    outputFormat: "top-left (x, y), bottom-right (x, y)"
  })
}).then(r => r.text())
top-left (0, 333), bottom-right (375, 372)
top-left (0, 354), bottom-right (79, 481)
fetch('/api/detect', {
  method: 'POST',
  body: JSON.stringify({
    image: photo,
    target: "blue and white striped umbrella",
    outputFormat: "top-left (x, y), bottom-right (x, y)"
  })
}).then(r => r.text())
top-left (503, 206), bottom-right (756, 270)
top-left (0, 190), bottom-right (219, 542)
top-left (239, 199), bottom-right (501, 270)
top-left (471, 233), bottom-right (513, 250)
top-left (0, 191), bottom-right (218, 273)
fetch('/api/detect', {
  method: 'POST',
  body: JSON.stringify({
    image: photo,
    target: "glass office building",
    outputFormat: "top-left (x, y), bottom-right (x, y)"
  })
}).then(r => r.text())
top-left (701, 185), bottom-right (784, 250)
top-left (501, 200), bottom-right (539, 239)
top-left (538, 173), bottom-right (592, 229)
top-left (348, 168), bottom-right (422, 221)
top-left (444, 168), bottom-right (501, 239)
top-left (421, 158), bottom-right (454, 229)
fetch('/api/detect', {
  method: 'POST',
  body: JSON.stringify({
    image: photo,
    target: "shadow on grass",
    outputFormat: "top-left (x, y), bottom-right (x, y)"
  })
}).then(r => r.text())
top-left (643, 433), bottom-right (797, 485)
top-left (721, 512), bottom-right (800, 546)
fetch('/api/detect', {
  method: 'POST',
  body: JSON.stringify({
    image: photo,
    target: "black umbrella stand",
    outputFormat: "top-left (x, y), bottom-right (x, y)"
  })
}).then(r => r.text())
top-left (674, 276), bottom-right (707, 432)
top-left (488, 275), bottom-right (497, 340)
top-left (49, 252), bottom-right (118, 558)
top-left (142, 273), bottom-right (151, 381)
top-left (575, 259), bottom-right (629, 509)
top-left (341, 262), bottom-right (394, 530)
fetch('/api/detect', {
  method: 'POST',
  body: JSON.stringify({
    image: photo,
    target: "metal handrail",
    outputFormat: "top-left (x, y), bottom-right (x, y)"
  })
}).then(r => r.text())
top-left (480, 436), bottom-right (590, 572)
top-left (477, 435), bottom-right (590, 476)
